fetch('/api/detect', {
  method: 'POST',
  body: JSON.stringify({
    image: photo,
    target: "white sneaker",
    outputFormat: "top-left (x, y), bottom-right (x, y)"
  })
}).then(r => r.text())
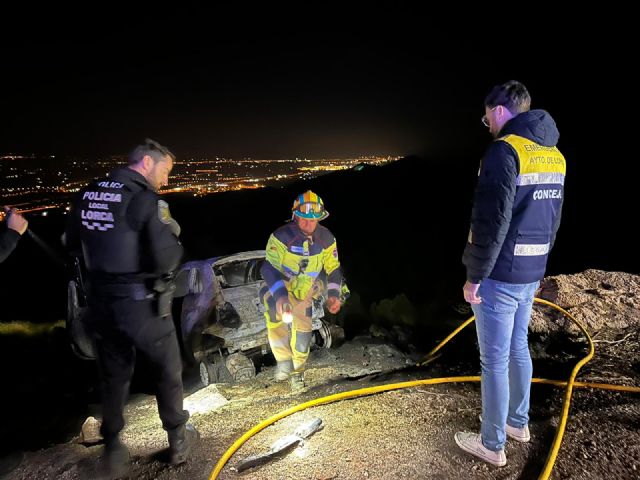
top-left (454, 432), bottom-right (507, 467)
top-left (506, 424), bottom-right (530, 443)
top-left (478, 415), bottom-right (530, 443)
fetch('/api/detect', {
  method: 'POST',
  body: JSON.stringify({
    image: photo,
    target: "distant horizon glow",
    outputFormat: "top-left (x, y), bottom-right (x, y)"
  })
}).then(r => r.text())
top-left (0, 155), bottom-right (401, 212)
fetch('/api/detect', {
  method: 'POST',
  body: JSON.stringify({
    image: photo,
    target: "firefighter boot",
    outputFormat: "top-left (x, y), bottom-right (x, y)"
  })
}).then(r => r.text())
top-left (275, 360), bottom-right (293, 381)
top-left (168, 423), bottom-right (200, 465)
top-left (290, 371), bottom-right (306, 393)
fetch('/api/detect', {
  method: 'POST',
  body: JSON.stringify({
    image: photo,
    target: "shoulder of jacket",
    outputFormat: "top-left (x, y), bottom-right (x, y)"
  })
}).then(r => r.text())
top-left (489, 138), bottom-right (518, 155)
top-left (273, 222), bottom-right (297, 244)
top-left (482, 141), bottom-right (519, 171)
top-left (315, 225), bottom-right (336, 248)
top-left (128, 189), bottom-right (160, 217)
top-left (110, 168), bottom-right (152, 191)
top-left (132, 188), bottom-right (158, 199)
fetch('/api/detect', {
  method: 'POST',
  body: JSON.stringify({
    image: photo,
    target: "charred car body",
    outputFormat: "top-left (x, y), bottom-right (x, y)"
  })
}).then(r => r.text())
top-left (67, 250), bottom-right (346, 386)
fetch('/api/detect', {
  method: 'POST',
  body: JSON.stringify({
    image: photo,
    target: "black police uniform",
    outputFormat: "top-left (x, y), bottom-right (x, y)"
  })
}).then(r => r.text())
top-left (0, 227), bottom-right (21, 263)
top-left (64, 167), bottom-right (188, 442)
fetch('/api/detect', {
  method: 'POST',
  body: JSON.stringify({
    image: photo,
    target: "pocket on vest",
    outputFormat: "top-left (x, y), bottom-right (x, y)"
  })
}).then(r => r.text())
top-left (511, 230), bottom-right (550, 273)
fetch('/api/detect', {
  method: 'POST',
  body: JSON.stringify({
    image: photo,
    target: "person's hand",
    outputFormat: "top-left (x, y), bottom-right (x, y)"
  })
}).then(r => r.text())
top-left (326, 296), bottom-right (341, 314)
top-left (275, 296), bottom-right (294, 323)
top-left (5, 207), bottom-right (28, 235)
top-left (275, 296), bottom-right (288, 316)
top-left (463, 281), bottom-right (482, 304)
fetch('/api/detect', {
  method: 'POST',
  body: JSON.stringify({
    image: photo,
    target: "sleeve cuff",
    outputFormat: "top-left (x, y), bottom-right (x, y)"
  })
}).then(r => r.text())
top-left (273, 287), bottom-right (289, 303)
top-left (466, 274), bottom-right (483, 284)
top-left (5, 229), bottom-right (22, 241)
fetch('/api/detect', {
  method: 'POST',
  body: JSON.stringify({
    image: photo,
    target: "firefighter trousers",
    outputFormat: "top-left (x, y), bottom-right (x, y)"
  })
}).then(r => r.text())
top-left (260, 284), bottom-right (313, 372)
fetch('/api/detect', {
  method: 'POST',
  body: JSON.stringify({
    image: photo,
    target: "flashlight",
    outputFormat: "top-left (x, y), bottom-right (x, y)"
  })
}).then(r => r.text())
top-left (282, 303), bottom-right (293, 324)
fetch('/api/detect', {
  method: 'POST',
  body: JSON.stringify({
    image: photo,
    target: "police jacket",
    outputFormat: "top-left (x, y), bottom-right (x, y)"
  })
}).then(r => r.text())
top-left (261, 222), bottom-right (342, 303)
top-left (64, 168), bottom-right (183, 284)
top-left (463, 110), bottom-right (566, 284)
top-left (0, 228), bottom-right (21, 263)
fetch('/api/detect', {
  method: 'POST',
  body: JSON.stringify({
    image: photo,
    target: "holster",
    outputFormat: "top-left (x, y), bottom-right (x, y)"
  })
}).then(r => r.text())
top-left (153, 276), bottom-right (177, 317)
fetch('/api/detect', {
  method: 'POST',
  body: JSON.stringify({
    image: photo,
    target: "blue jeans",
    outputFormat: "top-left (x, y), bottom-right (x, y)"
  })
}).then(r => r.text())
top-left (472, 278), bottom-right (539, 451)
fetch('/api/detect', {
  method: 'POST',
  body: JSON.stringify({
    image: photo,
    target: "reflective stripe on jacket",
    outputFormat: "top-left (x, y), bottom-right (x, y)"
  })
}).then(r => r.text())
top-left (261, 222), bottom-right (342, 302)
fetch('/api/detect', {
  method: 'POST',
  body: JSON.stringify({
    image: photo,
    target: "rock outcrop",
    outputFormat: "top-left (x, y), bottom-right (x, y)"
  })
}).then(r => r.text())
top-left (531, 269), bottom-right (640, 334)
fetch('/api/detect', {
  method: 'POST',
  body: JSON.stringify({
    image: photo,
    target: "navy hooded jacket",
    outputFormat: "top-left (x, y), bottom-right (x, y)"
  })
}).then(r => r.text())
top-left (463, 109), bottom-right (566, 284)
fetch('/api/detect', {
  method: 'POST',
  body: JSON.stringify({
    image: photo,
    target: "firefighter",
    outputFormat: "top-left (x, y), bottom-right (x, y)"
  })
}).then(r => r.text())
top-left (64, 139), bottom-right (198, 478)
top-left (260, 190), bottom-right (343, 392)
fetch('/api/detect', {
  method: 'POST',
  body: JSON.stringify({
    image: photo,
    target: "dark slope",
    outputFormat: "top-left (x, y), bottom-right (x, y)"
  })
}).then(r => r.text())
top-left (1, 154), bottom-right (636, 323)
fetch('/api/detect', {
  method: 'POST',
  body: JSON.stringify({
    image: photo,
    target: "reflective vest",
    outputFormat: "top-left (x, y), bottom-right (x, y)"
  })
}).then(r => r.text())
top-left (262, 222), bottom-right (342, 301)
top-left (490, 134), bottom-right (566, 283)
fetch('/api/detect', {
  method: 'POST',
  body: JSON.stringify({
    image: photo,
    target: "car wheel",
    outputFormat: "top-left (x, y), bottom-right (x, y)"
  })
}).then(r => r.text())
top-left (199, 354), bottom-right (234, 387)
top-left (313, 319), bottom-right (345, 349)
top-left (199, 361), bottom-right (217, 387)
top-left (225, 353), bottom-right (256, 382)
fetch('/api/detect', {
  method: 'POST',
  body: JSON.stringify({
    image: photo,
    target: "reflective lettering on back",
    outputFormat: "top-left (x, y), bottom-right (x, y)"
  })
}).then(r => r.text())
top-left (81, 209), bottom-right (116, 232)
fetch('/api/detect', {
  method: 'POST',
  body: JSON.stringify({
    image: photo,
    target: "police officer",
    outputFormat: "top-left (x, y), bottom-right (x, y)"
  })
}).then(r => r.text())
top-left (64, 139), bottom-right (198, 478)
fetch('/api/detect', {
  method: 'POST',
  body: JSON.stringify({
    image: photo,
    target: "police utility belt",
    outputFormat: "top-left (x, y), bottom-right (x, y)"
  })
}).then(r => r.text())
top-left (93, 279), bottom-right (176, 317)
top-left (93, 283), bottom-right (154, 300)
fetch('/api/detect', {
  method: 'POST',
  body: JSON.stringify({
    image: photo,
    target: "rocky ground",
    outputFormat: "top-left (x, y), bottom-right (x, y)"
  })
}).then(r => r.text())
top-left (3, 270), bottom-right (640, 480)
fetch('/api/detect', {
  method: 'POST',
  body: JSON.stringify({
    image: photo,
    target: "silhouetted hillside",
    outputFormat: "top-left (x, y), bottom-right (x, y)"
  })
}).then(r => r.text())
top-left (168, 155), bottom-right (472, 307)
top-left (1, 155), bottom-right (637, 324)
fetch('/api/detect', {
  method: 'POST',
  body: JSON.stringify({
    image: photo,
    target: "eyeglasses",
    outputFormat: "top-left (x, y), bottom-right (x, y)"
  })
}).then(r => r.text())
top-left (481, 106), bottom-right (498, 127)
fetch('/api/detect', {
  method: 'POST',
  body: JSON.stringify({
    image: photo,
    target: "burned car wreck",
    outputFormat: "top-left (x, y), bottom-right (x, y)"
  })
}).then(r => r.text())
top-left (67, 250), bottom-right (346, 387)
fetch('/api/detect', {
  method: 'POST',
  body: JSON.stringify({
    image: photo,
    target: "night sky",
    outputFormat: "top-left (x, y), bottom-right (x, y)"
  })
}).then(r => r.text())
top-left (2, 12), bottom-right (634, 161)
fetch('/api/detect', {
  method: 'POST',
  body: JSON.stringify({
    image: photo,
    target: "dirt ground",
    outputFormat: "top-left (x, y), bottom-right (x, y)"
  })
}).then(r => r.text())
top-left (4, 315), bottom-right (640, 480)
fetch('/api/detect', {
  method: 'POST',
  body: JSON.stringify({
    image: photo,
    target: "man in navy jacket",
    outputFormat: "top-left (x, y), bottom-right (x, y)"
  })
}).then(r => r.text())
top-left (455, 81), bottom-right (566, 467)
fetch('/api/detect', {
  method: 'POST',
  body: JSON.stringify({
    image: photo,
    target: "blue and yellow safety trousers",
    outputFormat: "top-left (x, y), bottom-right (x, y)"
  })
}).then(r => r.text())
top-left (260, 281), bottom-right (316, 372)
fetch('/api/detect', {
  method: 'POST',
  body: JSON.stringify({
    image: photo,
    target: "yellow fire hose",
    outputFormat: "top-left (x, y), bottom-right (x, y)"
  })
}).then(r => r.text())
top-left (209, 298), bottom-right (640, 480)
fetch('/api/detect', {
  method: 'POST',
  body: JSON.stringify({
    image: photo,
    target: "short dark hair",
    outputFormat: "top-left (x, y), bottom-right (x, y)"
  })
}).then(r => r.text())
top-left (128, 138), bottom-right (176, 166)
top-left (484, 80), bottom-right (531, 115)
